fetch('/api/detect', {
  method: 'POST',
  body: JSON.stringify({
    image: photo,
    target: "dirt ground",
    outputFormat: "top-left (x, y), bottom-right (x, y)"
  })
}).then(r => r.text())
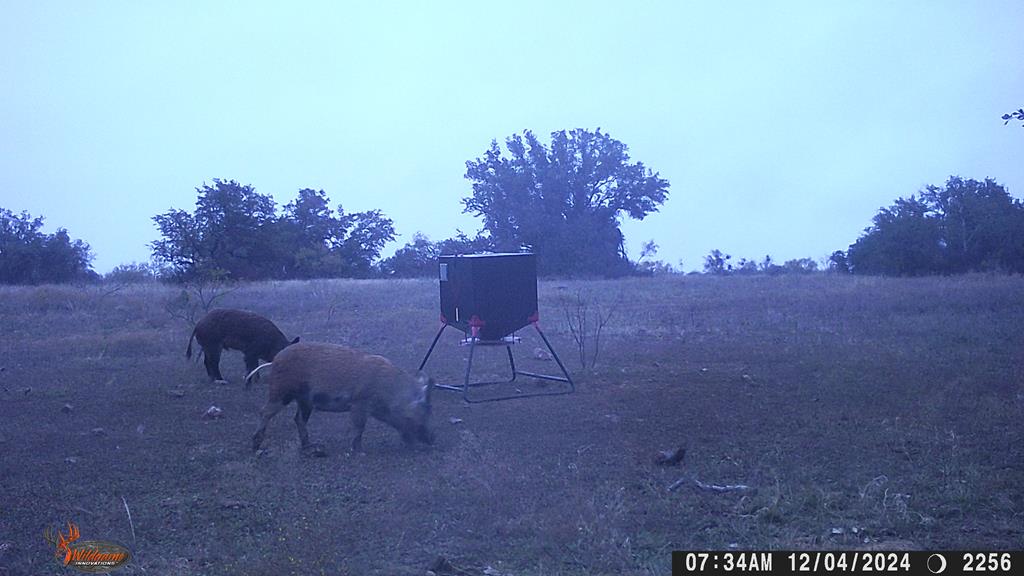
top-left (1, 274), bottom-right (1022, 575)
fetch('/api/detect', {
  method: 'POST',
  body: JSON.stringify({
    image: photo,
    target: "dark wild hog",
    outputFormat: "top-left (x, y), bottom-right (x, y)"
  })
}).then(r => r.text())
top-left (186, 308), bottom-right (299, 384)
top-left (248, 342), bottom-right (435, 455)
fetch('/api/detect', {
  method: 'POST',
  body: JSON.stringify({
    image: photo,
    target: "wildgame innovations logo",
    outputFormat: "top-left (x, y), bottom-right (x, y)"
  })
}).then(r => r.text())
top-left (43, 522), bottom-right (132, 573)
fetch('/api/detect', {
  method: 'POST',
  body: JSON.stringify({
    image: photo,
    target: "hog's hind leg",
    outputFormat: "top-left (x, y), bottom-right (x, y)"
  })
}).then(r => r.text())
top-left (244, 352), bottom-right (261, 376)
top-left (294, 395), bottom-right (315, 449)
top-left (293, 393), bottom-right (327, 457)
top-left (252, 400), bottom-right (286, 451)
top-left (203, 345), bottom-right (227, 383)
top-left (350, 405), bottom-right (368, 453)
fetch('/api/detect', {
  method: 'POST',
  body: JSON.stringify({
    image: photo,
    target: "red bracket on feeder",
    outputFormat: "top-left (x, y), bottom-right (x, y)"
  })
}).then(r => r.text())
top-left (469, 315), bottom-right (485, 338)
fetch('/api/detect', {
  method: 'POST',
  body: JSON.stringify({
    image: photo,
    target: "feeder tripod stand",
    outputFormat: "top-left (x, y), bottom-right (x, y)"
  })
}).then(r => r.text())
top-left (418, 321), bottom-right (574, 403)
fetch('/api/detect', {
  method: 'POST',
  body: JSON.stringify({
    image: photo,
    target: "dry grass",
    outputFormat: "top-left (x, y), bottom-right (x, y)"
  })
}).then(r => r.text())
top-left (1, 274), bottom-right (1022, 575)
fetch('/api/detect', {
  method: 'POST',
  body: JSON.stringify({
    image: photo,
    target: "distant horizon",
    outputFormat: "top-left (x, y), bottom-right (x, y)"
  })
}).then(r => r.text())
top-left (3, 1), bottom-right (1022, 274)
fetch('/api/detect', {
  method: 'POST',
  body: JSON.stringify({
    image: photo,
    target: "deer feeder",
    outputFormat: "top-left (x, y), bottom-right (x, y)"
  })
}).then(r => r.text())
top-left (418, 253), bottom-right (573, 402)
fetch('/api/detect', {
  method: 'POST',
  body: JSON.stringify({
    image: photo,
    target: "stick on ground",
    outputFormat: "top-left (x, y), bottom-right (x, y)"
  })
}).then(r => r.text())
top-left (122, 496), bottom-right (136, 546)
top-left (668, 477), bottom-right (753, 493)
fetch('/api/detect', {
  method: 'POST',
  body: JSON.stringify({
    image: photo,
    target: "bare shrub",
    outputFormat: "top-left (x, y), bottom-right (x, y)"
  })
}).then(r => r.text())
top-left (164, 274), bottom-right (237, 329)
top-left (558, 288), bottom-right (618, 370)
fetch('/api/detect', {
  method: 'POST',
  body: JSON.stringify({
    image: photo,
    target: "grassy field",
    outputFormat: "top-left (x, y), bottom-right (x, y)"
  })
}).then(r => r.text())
top-left (1, 274), bottom-right (1022, 575)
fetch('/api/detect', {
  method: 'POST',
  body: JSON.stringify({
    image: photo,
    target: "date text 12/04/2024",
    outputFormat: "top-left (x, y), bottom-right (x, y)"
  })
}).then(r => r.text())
top-left (672, 551), bottom-right (1018, 575)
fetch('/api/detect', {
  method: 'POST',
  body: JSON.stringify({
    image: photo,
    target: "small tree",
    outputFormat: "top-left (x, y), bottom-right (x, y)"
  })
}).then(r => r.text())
top-left (734, 257), bottom-right (759, 275)
top-left (828, 251), bottom-right (850, 273)
top-left (782, 258), bottom-right (819, 274)
top-left (634, 240), bottom-right (677, 275)
top-left (558, 288), bottom-right (618, 370)
top-left (703, 249), bottom-right (732, 274)
top-left (105, 262), bottom-right (157, 284)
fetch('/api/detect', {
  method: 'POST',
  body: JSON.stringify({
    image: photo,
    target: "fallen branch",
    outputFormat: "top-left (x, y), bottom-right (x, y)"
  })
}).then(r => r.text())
top-left (694, 479), bottom-right (753, 492)
top-left (668, 477), bottom-right (754, 493)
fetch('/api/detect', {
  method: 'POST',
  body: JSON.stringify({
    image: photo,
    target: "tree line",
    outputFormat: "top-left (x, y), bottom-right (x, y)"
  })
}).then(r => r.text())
top-left (3, 127), bottom-right (1023, 285)
top-left (2, 128), bottom-right (672, 284)
top-left (701, 251), bottom-right (821, 275)
top-left (698, 176), bottom-right (1024, 277)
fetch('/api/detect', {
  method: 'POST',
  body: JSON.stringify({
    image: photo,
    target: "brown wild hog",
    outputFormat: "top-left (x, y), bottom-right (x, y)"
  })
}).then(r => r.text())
top-left (248, 342), bottom-right (435, 454)
top-left (186, 308), bottom-right (299, 383)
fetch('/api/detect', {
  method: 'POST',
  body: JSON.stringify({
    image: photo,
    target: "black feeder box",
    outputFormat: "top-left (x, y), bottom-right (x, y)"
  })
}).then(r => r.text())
top-left (439, 253), bottom-right (537, 340)
top-left (419, 253), bottom-right (573, 402)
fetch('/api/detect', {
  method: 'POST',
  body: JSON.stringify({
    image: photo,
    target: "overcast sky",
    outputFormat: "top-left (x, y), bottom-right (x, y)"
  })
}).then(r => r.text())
top-left (2, 1), bottom-right (1022, 273)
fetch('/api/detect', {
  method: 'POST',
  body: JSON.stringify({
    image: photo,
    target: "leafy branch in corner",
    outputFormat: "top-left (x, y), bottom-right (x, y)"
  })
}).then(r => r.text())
top-left (1002, 108), bottom-right (1024, 127)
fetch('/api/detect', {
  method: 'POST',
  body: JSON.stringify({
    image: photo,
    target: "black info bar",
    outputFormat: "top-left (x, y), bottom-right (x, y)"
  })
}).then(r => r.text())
top-left (671, 551), bottom-right (1021, 576)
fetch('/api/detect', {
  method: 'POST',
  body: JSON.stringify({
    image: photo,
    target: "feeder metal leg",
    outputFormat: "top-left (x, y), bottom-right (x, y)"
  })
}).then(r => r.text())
top-left (506, 345), bottom-right (517, 382)
top-left (536, 323), bottom-right (577, 389)
top-left (462, 336), bottom-right (477, 399)
top-left (418, 323), bottom-right (448, 371)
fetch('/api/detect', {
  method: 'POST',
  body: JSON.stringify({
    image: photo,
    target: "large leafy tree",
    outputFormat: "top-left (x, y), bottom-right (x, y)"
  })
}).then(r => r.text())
top-left (379, 232), bottom-right (438, 278)
top-left (152, 181), bottom-right (395, 281)
top-left (195, 179), bottom-right (277, 279)
top-left (333, 209), bottom-right (397, 277)
top-left (276, 188), bottom-right (396, 278)
top-left (920, 177), bottom-right (1023, 273)
top-left (845, 177), bottom-right (1024, 275)
top-left (0, 209), bottom-right (95, 284)
top-left (847, 196), bottom-right (944, 276)
top-left (463, 129), bottom-right (670, 276)
top-left (152, 179), bottom-right (277, 280)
